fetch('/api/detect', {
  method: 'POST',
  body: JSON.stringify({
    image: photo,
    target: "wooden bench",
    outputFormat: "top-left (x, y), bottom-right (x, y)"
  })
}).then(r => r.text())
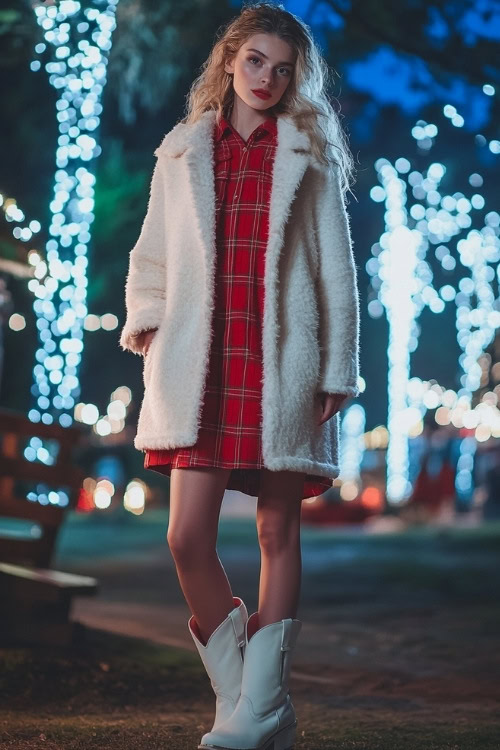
top-left (0, 407), bottom-right (99, 646)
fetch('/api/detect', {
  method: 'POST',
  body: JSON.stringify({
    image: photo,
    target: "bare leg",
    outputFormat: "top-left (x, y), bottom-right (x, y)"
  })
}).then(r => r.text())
top-left (256, 469), bottom-right (304, 627)
top-left (167, 466), bottom-right (234, 645)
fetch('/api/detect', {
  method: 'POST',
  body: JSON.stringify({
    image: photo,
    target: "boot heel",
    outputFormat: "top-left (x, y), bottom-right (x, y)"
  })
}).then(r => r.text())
top-left (266, 720), bottom-right (297, 750)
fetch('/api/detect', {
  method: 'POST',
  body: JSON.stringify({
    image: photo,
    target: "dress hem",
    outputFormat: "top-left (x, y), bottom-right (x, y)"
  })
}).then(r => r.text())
top-left (144, 456), bottom-right (332, 500)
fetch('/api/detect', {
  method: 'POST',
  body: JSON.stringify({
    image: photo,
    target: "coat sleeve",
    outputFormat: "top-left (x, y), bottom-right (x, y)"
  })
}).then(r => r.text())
top-left (119, 156), bottom-right (167, 355)
top-left (315, 162), bottom-right (360, 398)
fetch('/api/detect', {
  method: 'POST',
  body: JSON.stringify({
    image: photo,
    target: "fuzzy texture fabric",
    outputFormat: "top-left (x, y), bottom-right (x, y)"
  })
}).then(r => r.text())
top-left (119, 109), bottom-right (360, 478)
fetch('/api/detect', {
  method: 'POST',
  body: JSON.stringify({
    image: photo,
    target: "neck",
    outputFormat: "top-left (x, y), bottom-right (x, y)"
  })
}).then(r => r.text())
top-left (228, 94), bottom-right (275, 134)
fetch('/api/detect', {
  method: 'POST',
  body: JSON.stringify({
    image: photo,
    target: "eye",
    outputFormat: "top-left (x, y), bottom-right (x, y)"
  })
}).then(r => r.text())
top-left (248, 56), bottom-right (292, 76)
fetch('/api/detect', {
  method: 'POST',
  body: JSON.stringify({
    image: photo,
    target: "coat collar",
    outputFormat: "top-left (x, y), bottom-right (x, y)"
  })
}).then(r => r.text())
top-left (154, 109), bottom-right (312, 159)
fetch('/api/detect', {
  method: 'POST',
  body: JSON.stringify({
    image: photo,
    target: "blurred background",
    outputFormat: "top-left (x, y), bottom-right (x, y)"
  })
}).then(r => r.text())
top-left (1, 0), bottom-right (499, 527)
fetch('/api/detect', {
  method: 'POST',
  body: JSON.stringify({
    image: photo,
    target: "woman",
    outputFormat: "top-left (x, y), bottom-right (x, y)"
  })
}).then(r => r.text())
top-left (120, 3), bottom-right (360, 748)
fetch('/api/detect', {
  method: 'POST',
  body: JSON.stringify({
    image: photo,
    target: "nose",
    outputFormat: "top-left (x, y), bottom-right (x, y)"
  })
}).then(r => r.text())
top-left (260, 69), bottom-right (271, 86)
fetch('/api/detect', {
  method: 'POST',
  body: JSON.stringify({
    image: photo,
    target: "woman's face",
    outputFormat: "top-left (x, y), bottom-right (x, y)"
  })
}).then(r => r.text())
top-left (224, 33), bottom-right (295, 112)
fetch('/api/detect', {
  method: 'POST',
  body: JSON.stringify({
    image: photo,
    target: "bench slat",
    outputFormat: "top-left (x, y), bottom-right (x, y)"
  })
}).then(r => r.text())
top-left (0, 494), bottom-right (65, 525)
top-left (0, 409), bottom-right (86, 442)
top-left (0, 562), bottom-right (98, 595)
top-left (0, 455), bottom-right (84, 488)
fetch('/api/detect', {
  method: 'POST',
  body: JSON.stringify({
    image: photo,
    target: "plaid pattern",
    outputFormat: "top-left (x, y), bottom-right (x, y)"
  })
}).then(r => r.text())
top-left (145, 113), bottom-right (332, 499)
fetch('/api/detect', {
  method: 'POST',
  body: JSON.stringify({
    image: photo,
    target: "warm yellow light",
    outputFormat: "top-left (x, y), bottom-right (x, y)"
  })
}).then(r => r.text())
top-left (84, 314), bottom-right (101, 331)
top-left (435, 406), bottom-right (450, 425)
top-left (81, 403), bottom-right (99, 425)
top-left (113, 386), bottom-right (132, 406)
top-left (475, 424), bottom-right (491, 442)
top-left (463, 410), bottom-right (479, 429)
top-left (95, 418), bottom-right (111, 436)
top-left (94, 488), bottom-right (112, 509)
top-left (100, 313), bottom-right (118, 331)
top-left (124, 480), bottom-right (146, 515)
top-left (97, 478), bottom-right (115, 497)
top-left (74, 402), bottom-right (85, 421)
top-left (107, 399), bottom-right (126, 420)
top-left (8, 313), bottom-right (26, 331)
top-left (340, 480), bottom-right (358, 501)
top-left (83, 476), bottom-right (97, 492)
top-left (408, 419), bottom-right (423, 437)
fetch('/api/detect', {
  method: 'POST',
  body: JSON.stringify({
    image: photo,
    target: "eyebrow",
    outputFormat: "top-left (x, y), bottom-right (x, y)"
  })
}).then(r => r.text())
top-left (246, 48), bottom-right (295, 67)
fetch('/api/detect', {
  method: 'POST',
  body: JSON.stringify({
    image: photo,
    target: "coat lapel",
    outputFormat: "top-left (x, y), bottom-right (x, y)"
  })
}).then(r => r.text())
top-left (156, 110), bottom-right (313, 276)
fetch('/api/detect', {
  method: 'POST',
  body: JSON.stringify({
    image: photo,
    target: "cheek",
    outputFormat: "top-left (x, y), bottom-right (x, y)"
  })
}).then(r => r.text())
top-left (236, 61), bottom-right (254, 83)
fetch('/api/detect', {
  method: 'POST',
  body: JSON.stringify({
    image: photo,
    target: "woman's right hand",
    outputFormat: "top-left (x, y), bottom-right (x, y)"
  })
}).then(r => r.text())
top-left (136, 328), bottom-right (158, 357)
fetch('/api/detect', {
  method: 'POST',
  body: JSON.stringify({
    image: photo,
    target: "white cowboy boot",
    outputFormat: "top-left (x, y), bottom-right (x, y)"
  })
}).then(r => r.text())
top-left (198, 611), bottom-right (302, 750)
top-left (189, 596), bottom-right (248, 731)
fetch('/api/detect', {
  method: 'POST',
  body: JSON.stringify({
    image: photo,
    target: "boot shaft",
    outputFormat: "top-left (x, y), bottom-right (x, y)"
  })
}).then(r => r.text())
top-left (241, 615), bottom-right (302, 714)
top-left (189, 597), bottom-right (247, 697)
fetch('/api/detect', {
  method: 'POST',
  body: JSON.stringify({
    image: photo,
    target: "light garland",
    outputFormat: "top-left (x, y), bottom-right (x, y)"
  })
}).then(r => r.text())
top-left (28, 0), bottom-right (118, 433)
top-left (339, 403), bottom-right (366, 484)
top-left (22, 0), bottom-right (119, 507)
top-left (74, 384), bottom-right (132, 436)
top-left (369, 99), bottom-right (499, 504)
top-left (0, 192), bottom-right (42, 244)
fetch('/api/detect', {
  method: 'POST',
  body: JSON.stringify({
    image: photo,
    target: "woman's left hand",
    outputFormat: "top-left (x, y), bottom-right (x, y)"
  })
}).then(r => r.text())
top-left (316, 392), bottom-right (347, 425)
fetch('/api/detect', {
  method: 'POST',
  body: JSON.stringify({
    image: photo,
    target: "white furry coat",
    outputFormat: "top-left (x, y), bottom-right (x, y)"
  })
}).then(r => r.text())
top-left (119, 109), bottom-right (360, 479)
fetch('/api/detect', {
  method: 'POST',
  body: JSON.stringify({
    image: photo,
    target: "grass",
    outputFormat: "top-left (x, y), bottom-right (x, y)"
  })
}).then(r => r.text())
top-left (2, 518), bottom-right (499, 749)
top-left (1, 620), bottom-right (499, 749)
top-left (1, 626), bottom-right (211, 749)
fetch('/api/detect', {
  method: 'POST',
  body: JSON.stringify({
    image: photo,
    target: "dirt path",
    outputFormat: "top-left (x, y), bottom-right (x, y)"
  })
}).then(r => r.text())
top-left (1, 515), bottom-right (499, 748)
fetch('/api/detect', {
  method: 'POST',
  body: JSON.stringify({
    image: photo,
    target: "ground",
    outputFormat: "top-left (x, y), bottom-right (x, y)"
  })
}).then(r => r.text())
top-left (1, 510), bottom-right (499, 749)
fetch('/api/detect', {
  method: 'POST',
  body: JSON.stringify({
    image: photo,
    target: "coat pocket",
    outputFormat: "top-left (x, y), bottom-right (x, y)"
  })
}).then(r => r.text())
top-left (142, 332), bottom-right (158, 388)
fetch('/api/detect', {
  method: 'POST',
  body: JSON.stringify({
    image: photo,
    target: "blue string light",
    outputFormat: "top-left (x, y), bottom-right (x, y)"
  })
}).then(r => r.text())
top-left (369, 102), bottom-right (499, 504)
top-left (29, 0), bottom-right (119, 432)
top-left (24, 0), bottom-right (119, 506)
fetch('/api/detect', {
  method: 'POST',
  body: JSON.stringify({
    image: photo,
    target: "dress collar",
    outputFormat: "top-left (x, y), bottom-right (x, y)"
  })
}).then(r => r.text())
top-left (214, 113), bottom-right (278, 144)
top-left (155, 109), bottom-right (312, 160)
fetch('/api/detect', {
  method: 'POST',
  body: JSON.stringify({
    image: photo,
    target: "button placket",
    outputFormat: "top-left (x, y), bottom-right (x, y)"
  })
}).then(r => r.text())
top-left (234, 141), bottom-right (249, 201)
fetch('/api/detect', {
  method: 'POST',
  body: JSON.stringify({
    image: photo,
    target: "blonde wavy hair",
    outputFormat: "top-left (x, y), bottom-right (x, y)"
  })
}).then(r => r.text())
top-left (183, 1), bottom-right (355, 198)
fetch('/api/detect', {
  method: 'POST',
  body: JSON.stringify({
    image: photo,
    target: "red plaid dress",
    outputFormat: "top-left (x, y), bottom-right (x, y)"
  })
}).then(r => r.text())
top-left (144, 113), bottom-right (332, 499)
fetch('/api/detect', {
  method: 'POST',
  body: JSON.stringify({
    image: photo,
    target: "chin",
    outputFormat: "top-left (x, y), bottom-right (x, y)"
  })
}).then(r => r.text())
top-left (237, 91), bottom-right (272, 109)
top-left (249, 98), bottom-right (273, 110)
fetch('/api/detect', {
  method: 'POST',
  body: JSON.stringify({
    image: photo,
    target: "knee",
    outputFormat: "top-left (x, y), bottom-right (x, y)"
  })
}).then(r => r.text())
top-left (256, 517), bottom-right (300, 557)
top-left (166, 526), bottom-right (215, 568)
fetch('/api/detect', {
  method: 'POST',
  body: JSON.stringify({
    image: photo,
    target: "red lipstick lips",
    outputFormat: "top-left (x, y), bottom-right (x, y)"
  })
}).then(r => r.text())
top-left (251, 89), bottom-right (272, 100)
